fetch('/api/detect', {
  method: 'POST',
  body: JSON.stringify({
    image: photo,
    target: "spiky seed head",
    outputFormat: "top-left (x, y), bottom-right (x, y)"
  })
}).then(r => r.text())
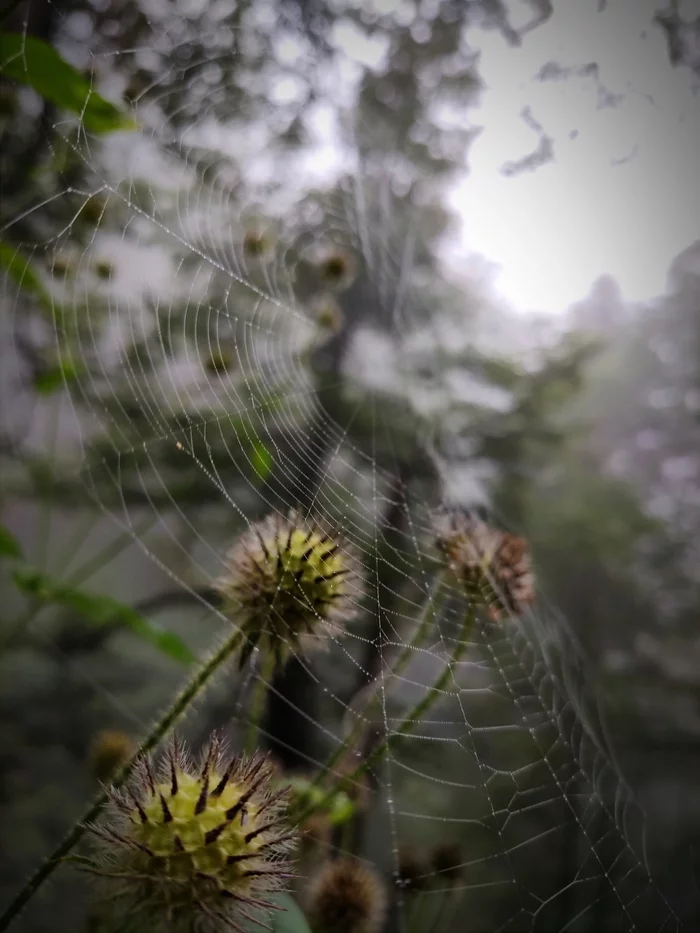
top-left (205, 349), bottom-right (234, 375)
top-left (430, 841), bottom-right (464, 884)
top-left (317, 248), bottom-right (357, 291)
top-left (243, 229), bottom-right (273, 259)
top-left (83, 734), bottom-right (296, 933)
top-left (395, 846), bottom-right (429, 892)
top-left (434, 510), bottom-right (535, 619)
top-left (215, 510), bottom-right (359, 670)
top-left (89, 729), bottom-right (133, 783)
top-left (306, 858), bottom-right (387, 933)
top-left (94, 259), bottom-right (114, 280)
top-left (313, 296), bottom-right (345, 336)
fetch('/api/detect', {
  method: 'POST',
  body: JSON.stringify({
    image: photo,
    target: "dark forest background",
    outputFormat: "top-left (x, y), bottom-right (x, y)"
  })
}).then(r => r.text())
top-left (1, 1), bottom-right (699, 931)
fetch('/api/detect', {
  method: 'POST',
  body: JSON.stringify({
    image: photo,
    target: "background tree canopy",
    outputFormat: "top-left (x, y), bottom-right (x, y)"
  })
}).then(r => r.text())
top-left (1, 0), bottom-right (699, 931)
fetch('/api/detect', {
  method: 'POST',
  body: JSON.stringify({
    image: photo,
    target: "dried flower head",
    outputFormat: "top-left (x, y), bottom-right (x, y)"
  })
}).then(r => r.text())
top-left (243, 229), bottom-right (274, 259)
top-left (215, 510), bottom-right (359, 670)
top-left (205, 349), bottom-right (235, 375)
top-left (434, 510), bottom-right (535, 619)
top-left (313, 296), bottom-right (345, 336)
top-left (89, 729), bottom-right (133, 784)
top-left (83, 734), bottom-right (296, 933)
top-left (430, 841), bottom-right (464, 884)
top-left (306, 857), bottom-right (387, 933)
top-left (317, 247), bottom-right (357, 291)
top-left (395, 846), bottom-right (429, 892)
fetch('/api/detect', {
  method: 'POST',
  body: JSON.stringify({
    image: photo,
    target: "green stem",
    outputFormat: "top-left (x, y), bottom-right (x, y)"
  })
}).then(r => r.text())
top-left (244, 650), bottom-right (275, 755)
top-left (0, 627), bottom-right (244, 931)
top-left (309, 571), bottom-right (446, 791)
top-left (36, 396), bottom-right (61, 573)
top-left (296, 602), bottom-right (475, 826)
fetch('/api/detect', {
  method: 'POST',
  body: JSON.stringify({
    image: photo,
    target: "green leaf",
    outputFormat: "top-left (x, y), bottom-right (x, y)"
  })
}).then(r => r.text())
top-left (33, 356), bottom-right (83, 394)
top-left (0, 523), bottom-right (22, 559)
top-left (0, 240), bottom-right (53, 311)
top-left (250, 437), bottom-right (273, 481)
top-left (242, 895), bottom-right (311, 933)
top-left (0, 32), bottom-right (135, 133)
top-left (11, 568), bottom-right (195, 664)
top-left (271, 895), bottom-right (312, 933)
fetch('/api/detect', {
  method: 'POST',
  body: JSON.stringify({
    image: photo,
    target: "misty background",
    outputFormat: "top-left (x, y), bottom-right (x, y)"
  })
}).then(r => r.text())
top-left (1, 0), bottom-right (699, 930)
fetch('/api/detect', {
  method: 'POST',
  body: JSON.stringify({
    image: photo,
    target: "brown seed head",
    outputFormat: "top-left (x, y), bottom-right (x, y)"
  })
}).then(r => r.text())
top-left (434, 510), bottom-right (535, 618)
top-left (395, 846), bottom-right (430, 892)
top-left (317, 248), bottom-right (357, 291)
top-left (430, 841), bottom-right (464, 884)
top-left (307, 857), bottom-right (387, 933)
top-left (243, 229), bottom-right (273, 259)
top-left (89, 730), bottom-right (133, 784)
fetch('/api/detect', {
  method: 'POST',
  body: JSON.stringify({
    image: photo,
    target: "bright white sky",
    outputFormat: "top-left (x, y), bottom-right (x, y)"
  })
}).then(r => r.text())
top-left (449, 0), bottom-right (700, 314)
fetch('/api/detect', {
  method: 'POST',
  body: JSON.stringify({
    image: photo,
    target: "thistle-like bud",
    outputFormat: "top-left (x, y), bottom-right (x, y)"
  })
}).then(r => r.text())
top-left (89, 729), bottom-right (133, 783)
top-left (83, 734), bottom-right (296, 933)
top-left (306, 857), bottom-right (387, 933)
top-left (215, 510), bottom-right (360, 670)
top-left (430, 841), bottom-right (464, 884)
top-left (434, 510), bottom-right (535, 619)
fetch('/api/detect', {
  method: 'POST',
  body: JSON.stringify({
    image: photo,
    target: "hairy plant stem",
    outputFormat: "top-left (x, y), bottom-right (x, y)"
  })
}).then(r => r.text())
top-left (0, 627), bottom-right (244, 930)
top-left (297, 601), bottom-right (476, 826)
top-left (244, 649), bottom-right (276, 755)
top-left (309, 571), bottom-right (447, 792)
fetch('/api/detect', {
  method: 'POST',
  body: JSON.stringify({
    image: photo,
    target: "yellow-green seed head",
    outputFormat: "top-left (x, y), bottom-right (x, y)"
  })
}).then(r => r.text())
top-left (89, 729), bottom-right (133, 783)
top-left (83, 734), bottom-right (296, 933)
top-left (215, 511), bottom-right (360, 670)
top-left (434, 509), bottom-right (535, 619)
top-left (306, 857), bottom-right (387, 933)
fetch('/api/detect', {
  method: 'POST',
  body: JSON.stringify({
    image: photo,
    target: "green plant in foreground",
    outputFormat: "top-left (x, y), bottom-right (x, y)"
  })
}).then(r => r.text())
top-left (0, 509), bottom-right (535, 931)
top-left (82, 734), bottom-right (296, 933)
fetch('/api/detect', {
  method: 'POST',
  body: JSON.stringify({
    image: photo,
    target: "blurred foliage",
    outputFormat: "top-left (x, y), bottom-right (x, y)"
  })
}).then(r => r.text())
top-left (0, 0), bottom-right (698, 931)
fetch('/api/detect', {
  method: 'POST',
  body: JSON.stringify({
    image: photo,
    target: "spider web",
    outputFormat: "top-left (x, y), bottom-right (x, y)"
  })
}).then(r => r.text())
top-left (0, 3), bottom-right (693, 931)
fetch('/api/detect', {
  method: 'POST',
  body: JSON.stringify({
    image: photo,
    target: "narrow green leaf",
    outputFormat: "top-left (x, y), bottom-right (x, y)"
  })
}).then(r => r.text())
top-left (33, 357), bottom-right (83, 394)
top-left (0, 523), bottom-right (22, 559)
top-left (11, 567), bottom-right (195, 664)
top-left (0, 241), bottom-right (52, 308)
top-left (250, 437), bottom-right (273, 481)
top-left (0, 32), bottom-right (135, 133)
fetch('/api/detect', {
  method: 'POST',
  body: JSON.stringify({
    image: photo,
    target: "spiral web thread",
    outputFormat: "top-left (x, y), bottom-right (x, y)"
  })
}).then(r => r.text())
top-left (0, 5), bottom-right (691, 931)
